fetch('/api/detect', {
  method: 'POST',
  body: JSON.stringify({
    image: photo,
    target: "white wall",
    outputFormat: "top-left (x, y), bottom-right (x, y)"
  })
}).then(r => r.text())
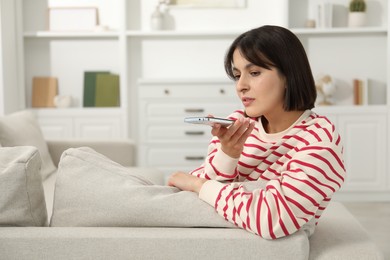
top-left (0, 2), bottom-right (4, 116)
top-left (0, 0), bottom-right (23, 115)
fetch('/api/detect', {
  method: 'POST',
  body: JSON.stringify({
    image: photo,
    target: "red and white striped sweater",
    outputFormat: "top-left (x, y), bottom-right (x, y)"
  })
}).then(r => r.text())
top-left (190, 110), bottom-right (345, 239)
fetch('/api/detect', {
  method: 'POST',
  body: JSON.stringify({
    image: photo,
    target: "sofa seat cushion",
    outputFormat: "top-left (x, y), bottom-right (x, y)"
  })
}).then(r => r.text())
top-left (0, 146), bottom-right (48, 227)
top-left (0, 110), bottom-right (56, 180)
top-left (0, 227), bottom-right (309, 260)
top-left (309, 202), bottom-right (384, 259)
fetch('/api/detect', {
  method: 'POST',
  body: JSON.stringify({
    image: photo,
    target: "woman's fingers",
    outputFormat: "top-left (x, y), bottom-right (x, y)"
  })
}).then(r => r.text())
top-left (222, 118), bottom-right (251, 142)
top-left (236, 121), bottom-right (255, 145)
top-left (211, 123), bottom-right (223, 136)
top-left (215, 118), bottom-right (255, 158)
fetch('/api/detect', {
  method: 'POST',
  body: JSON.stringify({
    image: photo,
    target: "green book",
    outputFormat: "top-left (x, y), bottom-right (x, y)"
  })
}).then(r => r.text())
top-left (83, 71), bottom-right (110, 107)
top-left (95, 74), bottom-right (120, 107)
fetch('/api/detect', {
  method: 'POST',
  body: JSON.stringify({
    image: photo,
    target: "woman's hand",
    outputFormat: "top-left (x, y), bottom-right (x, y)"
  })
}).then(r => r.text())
top-left (168, 172), bottom-right (207, 194)
top-left (211, 117), bottom-right (255, 158)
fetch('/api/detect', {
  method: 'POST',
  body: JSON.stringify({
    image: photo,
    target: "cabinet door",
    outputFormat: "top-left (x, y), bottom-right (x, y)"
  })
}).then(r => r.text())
top-left (338, 114), bottom-right (387, 191)
top-left (74, 117), bottom-right (121, 139)
top-left (37, 117), bottom-right (73, 139)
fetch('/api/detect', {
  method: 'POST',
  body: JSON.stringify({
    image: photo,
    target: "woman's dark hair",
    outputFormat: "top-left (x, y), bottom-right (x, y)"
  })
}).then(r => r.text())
top-left (224, 25), bottom-right (316, 111)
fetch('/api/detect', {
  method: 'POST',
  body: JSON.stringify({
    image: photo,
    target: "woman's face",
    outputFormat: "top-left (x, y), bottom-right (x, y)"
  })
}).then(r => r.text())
top-left (232, 49), bottom-right (286, 118)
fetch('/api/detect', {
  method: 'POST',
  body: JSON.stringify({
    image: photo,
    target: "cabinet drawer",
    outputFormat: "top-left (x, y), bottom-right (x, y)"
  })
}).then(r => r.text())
top-left (147, 125), bottom-right (212, 141)
top-left (38, 117), bottom-right (73, 139)
top-left (145, 103), bottom-right (240, 118)
top-left (139, 84), bottom-right (236, 99)
top-left (144, 147), bottom-right (207, 167)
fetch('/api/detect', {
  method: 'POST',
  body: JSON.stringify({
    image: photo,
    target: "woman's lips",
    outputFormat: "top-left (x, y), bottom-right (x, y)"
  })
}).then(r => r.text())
top-left (242, 97), bottom-right (255, 107)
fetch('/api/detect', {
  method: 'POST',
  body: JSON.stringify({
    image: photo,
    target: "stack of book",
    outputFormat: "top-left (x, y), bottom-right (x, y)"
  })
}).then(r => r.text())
top-left (353, 78), bottom-right (367, 105)
top-left (83, 71), bottom-right (120, 107)
top-left (32, 77), bottom-right (58, 108)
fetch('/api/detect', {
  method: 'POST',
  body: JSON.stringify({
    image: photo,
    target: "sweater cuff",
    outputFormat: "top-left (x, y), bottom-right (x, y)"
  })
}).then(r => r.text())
top-left (211, 149), bottom-right (239, 173)
top-left (199, 180), bottom-right (226, 207)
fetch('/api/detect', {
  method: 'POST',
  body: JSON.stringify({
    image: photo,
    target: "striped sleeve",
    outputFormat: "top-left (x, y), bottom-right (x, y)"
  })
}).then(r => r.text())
top-left (189, 137), bottom-right (240, 181)
top-left (199, 141), bottom-right (345, 239)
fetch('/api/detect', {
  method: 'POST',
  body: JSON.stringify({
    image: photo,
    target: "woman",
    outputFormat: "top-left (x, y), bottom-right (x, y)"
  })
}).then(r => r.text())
top-left (168, 25), bottom-right (346, 239)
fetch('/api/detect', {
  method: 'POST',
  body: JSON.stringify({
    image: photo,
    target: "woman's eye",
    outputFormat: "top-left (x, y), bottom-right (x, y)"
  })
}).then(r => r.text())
top-left (233, 75), bottom-right (240, 80)
top-left (250, 71), bottom-right (260, 76)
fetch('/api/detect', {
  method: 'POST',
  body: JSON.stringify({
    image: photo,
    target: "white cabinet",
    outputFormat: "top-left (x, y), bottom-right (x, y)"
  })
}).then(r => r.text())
top-left (338, 113), bottom-right (387, 192)
top-left (289, 0), bottom-right (390, 200)
top-left (33, 108), bottom-right (123, 139)
top-left (138, 79), bottom-right (241, 178)
top-left (315, 107), bottom-right (389, 200)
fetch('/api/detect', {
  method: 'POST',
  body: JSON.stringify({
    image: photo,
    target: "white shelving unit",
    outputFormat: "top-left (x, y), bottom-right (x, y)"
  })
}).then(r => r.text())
top-left (286, 0), bottom-right (389, 200)
top-left (17, 0), bottom-right (127, 139)
top-left (0, 0), bottom-right (388, 200)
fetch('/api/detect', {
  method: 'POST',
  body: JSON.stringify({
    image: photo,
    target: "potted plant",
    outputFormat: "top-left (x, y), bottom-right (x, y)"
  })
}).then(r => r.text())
top-left (348, 0), bottom-right (367, 27)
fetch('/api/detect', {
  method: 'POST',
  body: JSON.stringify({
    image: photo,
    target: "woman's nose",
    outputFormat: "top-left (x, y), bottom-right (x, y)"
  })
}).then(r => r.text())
top-left (236, 76), bottom-right (249, 93)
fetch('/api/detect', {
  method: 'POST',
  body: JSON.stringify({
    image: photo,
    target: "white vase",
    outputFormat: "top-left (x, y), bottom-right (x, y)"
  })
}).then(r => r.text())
top-left (151, 6), bottom-right (164, 31)
top-left (348, 12), bottom-right (367, 27)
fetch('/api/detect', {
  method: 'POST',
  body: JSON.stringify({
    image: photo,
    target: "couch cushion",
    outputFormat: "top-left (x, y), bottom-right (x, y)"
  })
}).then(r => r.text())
top-left (0, 146), bottom-right (48, 226)
top-left (50, 147), bottom-right (236, 228)
top-left (309, 202), bottom-right (384, 259)
top-left (0, 227), bottom-right (310, 260)
top-left (0, 110), bottom-right (56, 180)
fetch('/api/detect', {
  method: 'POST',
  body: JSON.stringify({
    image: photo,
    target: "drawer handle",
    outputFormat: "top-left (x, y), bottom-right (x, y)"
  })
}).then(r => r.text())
top-left (185, 131), bottom-right (205, 136)
top-left (185, 156), bottom-right (205, 161)
top-left (184, 108), bottom-right (204, 113)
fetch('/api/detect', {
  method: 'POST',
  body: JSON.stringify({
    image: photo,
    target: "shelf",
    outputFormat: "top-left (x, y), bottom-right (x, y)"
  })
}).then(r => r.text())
top-left (24, 27), bottom-right (387, 39)
top-left (126, 30), bottom-right (242, 37)
top-left (291, 27), bottom-right (387, 35)
top-left (30, 107), bottom-right (124, 116)
top-left (125, 27), bottom-right (388, 38)
top-left (23, 31), bottom-right (120, 39)
top-left (138, 78), bottom-right (232, 84)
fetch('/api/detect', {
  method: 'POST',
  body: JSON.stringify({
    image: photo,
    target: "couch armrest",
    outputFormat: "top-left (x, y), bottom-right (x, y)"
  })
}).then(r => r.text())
top-left (46, 139), bottom-right (135, 167)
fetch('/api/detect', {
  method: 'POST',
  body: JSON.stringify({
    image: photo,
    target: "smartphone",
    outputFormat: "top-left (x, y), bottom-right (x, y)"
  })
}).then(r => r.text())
top-left (184, 117), bottom-right (234, 127)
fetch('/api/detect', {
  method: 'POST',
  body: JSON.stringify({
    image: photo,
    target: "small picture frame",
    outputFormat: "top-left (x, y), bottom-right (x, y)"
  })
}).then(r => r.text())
top-left (48, 7), bottom-right (98, 31)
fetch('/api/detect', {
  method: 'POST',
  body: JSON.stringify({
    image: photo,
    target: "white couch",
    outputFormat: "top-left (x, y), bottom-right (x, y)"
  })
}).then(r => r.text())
top-left (0, 111), bottom-right (384, 259)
